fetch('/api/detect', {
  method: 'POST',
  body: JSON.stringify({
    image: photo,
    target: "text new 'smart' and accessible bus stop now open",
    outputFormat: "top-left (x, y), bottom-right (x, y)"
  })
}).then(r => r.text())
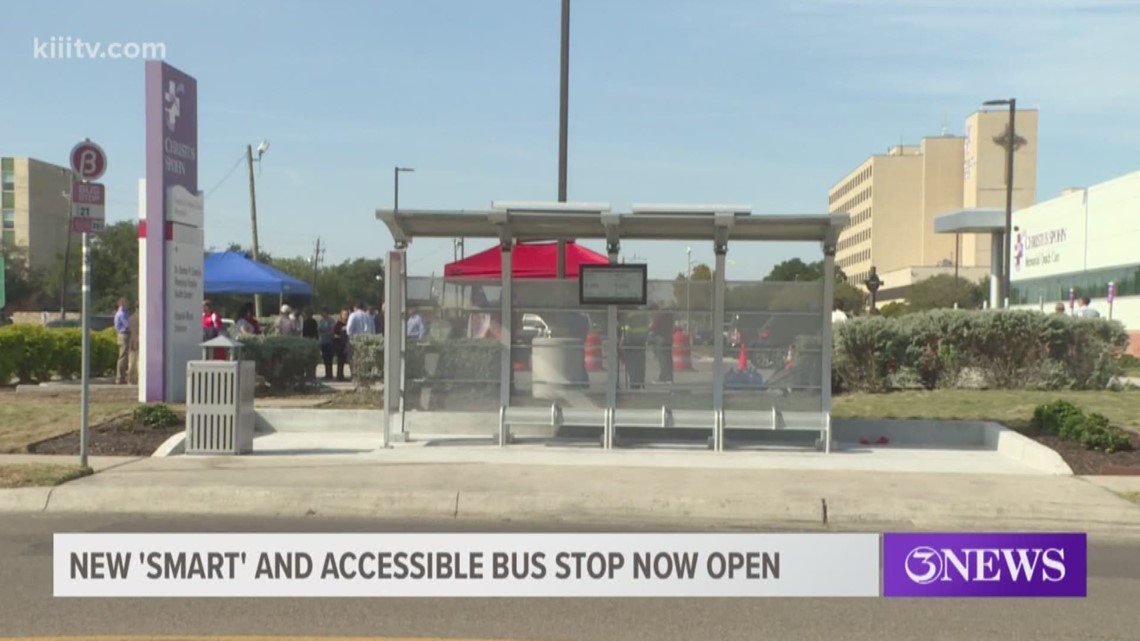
top-left (376, 202), bottom-right (848, 452)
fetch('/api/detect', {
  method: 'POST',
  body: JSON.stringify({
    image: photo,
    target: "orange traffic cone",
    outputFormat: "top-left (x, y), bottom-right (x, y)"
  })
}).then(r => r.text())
top-left (738, 342), bottom-right (748, 370)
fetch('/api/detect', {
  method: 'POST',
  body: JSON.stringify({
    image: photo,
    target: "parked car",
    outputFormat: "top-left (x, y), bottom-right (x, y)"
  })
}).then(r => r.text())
top-left (519, 313), bottom-right (551, 343)
top-left (45, 315), bottom-right (115, 332)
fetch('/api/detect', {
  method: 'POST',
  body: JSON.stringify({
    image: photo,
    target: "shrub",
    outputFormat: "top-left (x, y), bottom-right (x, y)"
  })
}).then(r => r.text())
top-left (132, 403), bottom-right (180, 428)
top-left (0, 323), bottom-right (55, 383)
top-left (1076, 414), bottom-right (1132, 453)
top-left (0, 323), bottom-right (121, 385)
top-left (48, 328), bottom-right (83, 380)
top-left (1031, 399), bottom-right (1083, 435)
top-left (350, 334), bottom-right (384, 390)
top-left (833, 316), bottom-right (905, 392)
top-left (91, 328), bottom-right (119, 377)
top-left (433, 339), bottom-right (500, 386)
top-left (1030, 400), bottom-right (1133, 453)
top-left (833, 310), bottom-right (1128, 392)
top-left (238, 335), bottom-right (320, 391)
top-left (1118, 353), bottom-right (1140, 372)
top-left (0, 330), bottom-right (18, 386)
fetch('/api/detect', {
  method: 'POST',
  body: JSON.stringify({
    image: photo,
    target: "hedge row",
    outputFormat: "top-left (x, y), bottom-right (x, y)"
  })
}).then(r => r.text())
top-left (0, 324), bottom-right (118, 385)
top-left (237, 335), bottom-right (320, 391)
top-left (834, 310), bottom-right (1128, 392)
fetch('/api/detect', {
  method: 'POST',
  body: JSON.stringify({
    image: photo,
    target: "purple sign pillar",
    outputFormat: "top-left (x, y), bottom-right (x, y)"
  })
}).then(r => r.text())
top-left (142, 61), bottom-right (198, 402)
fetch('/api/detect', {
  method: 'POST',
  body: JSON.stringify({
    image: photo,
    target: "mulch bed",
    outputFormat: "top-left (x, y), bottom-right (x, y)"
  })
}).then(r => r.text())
top-left (1008, 421), bottom-right (1140, 475)
top-left (28, 413), bottom-right (183, 457)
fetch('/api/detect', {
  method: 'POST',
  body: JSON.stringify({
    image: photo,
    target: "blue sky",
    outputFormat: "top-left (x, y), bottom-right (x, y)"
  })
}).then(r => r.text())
top-left (2, 0), bottom-right (1138, 279)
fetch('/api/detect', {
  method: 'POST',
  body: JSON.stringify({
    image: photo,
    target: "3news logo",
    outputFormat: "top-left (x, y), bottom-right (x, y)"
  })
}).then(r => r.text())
top-left (883, 533), bottom-right (1087, 597)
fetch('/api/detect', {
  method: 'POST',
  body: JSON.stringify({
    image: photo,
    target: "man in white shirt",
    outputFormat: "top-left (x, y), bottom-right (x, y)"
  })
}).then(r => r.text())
top-left (406, 308), bottom-right (426, 341)
top-left (1075, 296), bottom-right (1100, 318)
top-left (276, 305), bottom-right (295, 336)
top-left (831, 301), bottom-right (849, 325)
top-left (346, 302), bottom-right (374, 337)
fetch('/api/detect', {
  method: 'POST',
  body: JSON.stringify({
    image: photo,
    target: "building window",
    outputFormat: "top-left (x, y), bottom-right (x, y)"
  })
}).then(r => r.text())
top-left (1, 171), bottom-right (13, 191)
top-left (2, 207), bottom-right (14, 230)
top-left (1, 192), bottom-right (12, 209)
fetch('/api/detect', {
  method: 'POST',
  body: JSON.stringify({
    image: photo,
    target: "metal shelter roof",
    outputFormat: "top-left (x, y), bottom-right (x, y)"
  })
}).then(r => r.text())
top-left (933, 208), bottom-right (1006, 234)
top-left (376, 202), bottom-right (849, 246)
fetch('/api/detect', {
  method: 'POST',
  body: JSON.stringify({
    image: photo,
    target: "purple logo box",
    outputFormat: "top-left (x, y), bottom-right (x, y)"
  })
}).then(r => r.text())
top-left (883, 533), bottom-right (1086, 598)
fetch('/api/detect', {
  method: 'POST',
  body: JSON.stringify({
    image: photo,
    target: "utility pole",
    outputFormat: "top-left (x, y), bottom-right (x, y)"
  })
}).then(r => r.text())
top-left (311, 237), bottom-right (322, 299)
top-left (246, 142), bottom-right (270, 317)
top-left (246, 144), bottom-right (262, 317)
top-left (59, 170), bottom-right (75, 320)
top-left (556, 0), bottom-right (570, 279)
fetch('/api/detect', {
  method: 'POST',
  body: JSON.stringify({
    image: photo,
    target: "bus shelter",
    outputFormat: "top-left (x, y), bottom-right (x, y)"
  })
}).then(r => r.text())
top-left (376, 202), bottom-right (848, 452)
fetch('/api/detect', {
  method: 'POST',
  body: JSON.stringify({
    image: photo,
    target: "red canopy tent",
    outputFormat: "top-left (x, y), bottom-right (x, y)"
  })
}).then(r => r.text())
top-left (443, 241), bottom-right (608, 279)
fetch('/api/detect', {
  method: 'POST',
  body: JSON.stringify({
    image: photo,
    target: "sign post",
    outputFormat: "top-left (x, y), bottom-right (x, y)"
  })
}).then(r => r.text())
top-left (69, 138), bottom-right (108, 469)
top-left (1108, 282), bottom-right (1115, 320)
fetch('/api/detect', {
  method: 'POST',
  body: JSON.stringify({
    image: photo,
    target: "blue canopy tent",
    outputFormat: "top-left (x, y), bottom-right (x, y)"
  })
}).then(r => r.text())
top-left (203, 251), bottom-right (313, 296)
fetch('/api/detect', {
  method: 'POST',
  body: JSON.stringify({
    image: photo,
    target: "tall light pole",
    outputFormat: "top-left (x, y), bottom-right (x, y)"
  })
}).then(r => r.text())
top-left (556, 0), bottom-right (570, 279)
top-left (983, 98), bottom-right (1019, 307)
top-left (247, 140), bottom-right (270, 317)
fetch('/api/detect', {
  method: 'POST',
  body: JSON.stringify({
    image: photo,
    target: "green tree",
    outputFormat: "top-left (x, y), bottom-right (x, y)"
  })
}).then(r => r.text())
top-left (764, 258), bottom-right (848, 285)
top-left (834, 281), bottom-right (866, 315)
top-left (672, 262), bottom-right (713, 312)
top-left (89, 221), bottom-right (139, 311)
top-left (905, 274), bottom-right (985, 311)
top-left (0, 244), bottom-right (46, 310)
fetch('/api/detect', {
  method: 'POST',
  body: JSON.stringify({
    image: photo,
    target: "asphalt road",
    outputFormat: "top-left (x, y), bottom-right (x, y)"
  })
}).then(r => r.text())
top-left (1, 514), bottom-right (1138, 641)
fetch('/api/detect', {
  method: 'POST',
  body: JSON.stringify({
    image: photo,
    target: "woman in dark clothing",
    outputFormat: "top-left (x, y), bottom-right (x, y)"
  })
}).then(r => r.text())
top-left (333, 308), bottom-right (350, 381)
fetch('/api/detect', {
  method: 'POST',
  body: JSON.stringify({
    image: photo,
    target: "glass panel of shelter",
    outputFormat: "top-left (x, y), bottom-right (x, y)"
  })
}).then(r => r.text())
top-left (509, 278), bottom-right (609, 409)
top-left (402, 275), bottom-right (503, 413)
top-left (722, 253), bottom-right (825, 424)
top-left (612, 279), bottom-right (715, 414)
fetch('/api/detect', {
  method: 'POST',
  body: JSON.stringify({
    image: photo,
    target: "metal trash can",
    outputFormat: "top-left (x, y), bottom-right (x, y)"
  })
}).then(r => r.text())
top-left (185, 336), bottom-right (256, 455)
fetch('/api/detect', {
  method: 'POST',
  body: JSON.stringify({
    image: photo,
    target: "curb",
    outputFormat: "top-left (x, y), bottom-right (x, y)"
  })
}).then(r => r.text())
top-left (0, 487), bottom-right (52, 512)
top-left (152, 431), bottom-right (186, 457)
top-left (6, 484), bottom-right (1139, 540)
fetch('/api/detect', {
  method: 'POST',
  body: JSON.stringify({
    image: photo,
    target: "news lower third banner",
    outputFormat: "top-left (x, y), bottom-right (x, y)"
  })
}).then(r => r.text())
top-left (54, 533), bottom-right (880, 597)
top-left (53, 532), bottom-right (1087, 598)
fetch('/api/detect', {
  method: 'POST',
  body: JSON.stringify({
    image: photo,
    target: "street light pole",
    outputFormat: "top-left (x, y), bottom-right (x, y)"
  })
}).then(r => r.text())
top-left (394, 166), bottom-right (414, 217)
top-left (983, 98), bottom-right (1017, 307)
top-left (247, 140), bottom-right (269, 318)
top-left (556, 0), bottom-right (570, 279)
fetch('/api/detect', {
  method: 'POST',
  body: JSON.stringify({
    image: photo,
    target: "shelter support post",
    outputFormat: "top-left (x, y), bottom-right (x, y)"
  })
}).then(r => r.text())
top-left (498, 241), bottom-right (513, 447)
top-left (711, 246), bottom-right (727, 452)
top-left (383, 248), bottom-right (407, 446)
top-left (820, 238), bottom-right (836, 453)
top-left (604, 238), bottom-right (620, 450)
top-left (990, 232), bottom-right (1004, 309)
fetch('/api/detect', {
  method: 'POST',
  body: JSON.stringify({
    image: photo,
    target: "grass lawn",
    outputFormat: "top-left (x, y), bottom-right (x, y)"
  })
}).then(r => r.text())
top-left (832, 389), bottom-right (1140, 431)
top-left (0, 463), bottom-right (93, 488)
top-left (0, 392), bottom-right (136, 453)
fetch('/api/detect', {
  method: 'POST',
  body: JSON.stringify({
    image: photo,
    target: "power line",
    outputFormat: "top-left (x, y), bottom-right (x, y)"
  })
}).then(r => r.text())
top-left (205, 152), bottom-right (247, 198)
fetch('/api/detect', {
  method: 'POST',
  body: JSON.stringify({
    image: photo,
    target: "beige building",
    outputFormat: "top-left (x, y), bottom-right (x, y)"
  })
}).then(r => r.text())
top-left (1, 156), bottom-right (75, 272)
top-left (828, 109), bottom-right (1038, 302)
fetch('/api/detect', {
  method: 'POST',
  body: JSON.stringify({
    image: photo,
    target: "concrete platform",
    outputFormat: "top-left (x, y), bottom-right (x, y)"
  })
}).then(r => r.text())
top-left (239, 430), bottom-right (1057, 476)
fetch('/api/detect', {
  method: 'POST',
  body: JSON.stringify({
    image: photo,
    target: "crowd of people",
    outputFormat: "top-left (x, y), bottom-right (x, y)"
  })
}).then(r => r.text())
top-left (197, 300), bottom-right (397, 382)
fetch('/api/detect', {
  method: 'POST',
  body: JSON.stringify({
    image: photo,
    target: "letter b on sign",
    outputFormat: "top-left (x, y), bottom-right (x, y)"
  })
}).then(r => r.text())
top-left (70, 140), bottom-right (108, 181)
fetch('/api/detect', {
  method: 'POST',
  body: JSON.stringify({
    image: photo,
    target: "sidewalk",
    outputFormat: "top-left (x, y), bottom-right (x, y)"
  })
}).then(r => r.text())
top-left (2, 454), bottom-right (1139, 538)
